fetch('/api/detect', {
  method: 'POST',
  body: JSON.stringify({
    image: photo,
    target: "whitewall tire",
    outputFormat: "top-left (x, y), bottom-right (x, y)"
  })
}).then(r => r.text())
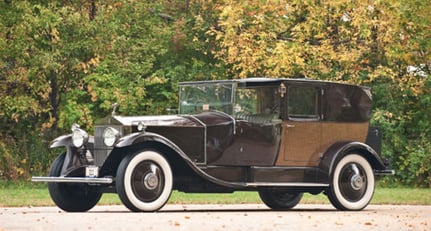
top-left (116, 150), bottom-right (173, 212)
top-left (327, 154), bottom-right (375, 211)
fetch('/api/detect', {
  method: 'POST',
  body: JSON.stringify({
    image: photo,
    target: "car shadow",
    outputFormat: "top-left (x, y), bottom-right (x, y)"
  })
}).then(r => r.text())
top-left (88, 206), bottom-right (346, 214)
top-left (160, 208), bottom-right (338, 213)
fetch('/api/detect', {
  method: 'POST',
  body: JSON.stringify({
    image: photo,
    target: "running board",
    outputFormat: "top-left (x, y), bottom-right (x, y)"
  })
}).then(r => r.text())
top-left (31, 176), bottom-right (113, 184)
top-left (246, 182), bottom-right (329, 187)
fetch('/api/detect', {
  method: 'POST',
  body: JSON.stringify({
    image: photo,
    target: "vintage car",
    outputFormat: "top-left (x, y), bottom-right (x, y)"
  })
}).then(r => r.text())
top-left (32, 78), bottom-right (393, 212)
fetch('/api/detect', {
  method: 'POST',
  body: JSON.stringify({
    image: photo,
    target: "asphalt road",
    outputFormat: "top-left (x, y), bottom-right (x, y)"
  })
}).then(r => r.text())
top-left (1, 204), bottom-right (430, 231)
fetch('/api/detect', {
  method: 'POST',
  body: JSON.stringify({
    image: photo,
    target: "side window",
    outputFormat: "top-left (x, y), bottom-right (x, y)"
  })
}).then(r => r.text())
top-left (235, 86), bottom-right (280, 123)
top-left (288, 86), bottom-right (319, 120)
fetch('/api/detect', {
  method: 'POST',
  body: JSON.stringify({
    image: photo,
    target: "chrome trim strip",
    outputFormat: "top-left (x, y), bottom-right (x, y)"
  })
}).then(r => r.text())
top-left (31, 176), bottom-right (113, 184)
top-left (245, 182), bottom-right (329, 187)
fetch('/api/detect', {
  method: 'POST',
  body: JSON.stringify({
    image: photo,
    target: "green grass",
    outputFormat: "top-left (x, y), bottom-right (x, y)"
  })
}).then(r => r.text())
top-left (1, 182), bottom-right (430, 207)
top-left (371, 188), bottom-right (431, 205)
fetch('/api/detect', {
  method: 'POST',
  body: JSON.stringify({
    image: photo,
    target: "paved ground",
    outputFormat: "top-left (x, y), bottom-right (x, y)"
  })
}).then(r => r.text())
top-left (1, 204), bottom-right (430, 231)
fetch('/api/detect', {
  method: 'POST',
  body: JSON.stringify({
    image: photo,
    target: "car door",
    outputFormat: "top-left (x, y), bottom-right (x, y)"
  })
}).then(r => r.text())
top-left (276, 83), bottom-right (323, 167)
top-left (214, 85), bottom-right (282, 166)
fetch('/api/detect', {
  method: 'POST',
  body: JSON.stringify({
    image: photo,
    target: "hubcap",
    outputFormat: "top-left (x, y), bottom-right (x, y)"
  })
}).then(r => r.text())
top-left (351, 174), bottom-right (364, 190)
top-left (144, 173), bottom-right (159, 190)
top-left (131, 161), bottom-right (164, 202)
top-left (339, 163), bottom-right (367, 202)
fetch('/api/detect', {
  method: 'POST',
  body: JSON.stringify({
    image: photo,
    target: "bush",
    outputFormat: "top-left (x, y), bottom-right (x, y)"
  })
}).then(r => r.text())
top-left (0, 133), bottom-right (59, 181)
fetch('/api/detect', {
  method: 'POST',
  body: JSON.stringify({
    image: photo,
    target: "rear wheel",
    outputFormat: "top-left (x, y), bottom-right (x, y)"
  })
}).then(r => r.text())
top-left (326, 154), bottom-right (375, 211)
top-left (48, 153), bottom-right (102, 212)
top-left (116, 149), bottom-right (173, 212)
top-left (259, 190), bottom-right (303, 210)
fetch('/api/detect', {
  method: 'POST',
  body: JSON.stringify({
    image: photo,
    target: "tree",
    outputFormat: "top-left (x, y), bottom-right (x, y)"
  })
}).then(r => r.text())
top-left (207, 0), bottom-right (431, 185)
top-left (0, 0), bottom-right (226, 179)
top-left (371, 0), bottom-right (431, 186)
top-left (0, 0), bottom-right (430, 185)
top-left (0, 1), bottom-right (105, 178)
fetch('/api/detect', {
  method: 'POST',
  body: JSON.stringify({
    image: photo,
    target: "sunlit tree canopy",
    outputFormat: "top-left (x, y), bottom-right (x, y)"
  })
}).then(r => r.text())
top-left (0, 0), bottom-right (430, 186)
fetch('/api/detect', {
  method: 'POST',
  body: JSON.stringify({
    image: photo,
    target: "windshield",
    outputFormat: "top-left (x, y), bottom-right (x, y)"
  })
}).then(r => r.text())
top-left (179, 81), bottom-right (281, 121)
top-left (179, 82), bottom-right (235, 114)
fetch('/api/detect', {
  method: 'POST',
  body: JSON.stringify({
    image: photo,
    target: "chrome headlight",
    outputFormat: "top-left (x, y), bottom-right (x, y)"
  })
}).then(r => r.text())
top-left (137, 122), bottom-right (146, 132)
top-left (71, 128), bottom-right (89, 148)
top-left (103, 127), bottom-right (120, 147)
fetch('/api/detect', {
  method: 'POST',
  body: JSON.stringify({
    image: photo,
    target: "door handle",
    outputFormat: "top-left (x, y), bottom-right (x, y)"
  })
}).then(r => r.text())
top-left (286, 124), bottom-right (295, 128)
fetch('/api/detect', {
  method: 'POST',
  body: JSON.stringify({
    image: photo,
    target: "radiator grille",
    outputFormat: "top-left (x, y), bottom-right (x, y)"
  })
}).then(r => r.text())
top-left (93, 125), bottom-right (123, 166)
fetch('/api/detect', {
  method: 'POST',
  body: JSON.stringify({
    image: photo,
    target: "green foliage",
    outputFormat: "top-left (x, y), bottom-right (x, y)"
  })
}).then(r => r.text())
top-left (0, 0), bottom-right (430, 186)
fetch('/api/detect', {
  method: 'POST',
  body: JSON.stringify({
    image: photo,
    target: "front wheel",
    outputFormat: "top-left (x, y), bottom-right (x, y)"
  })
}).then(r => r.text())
top-left (259, 190), bottom-right (303, 210)
top-left (116, 149), bottom-right (173, 212)
top-left (326, 154), bottom-right (375, 211)
top-left (48, 153), bottom-right (102, 212)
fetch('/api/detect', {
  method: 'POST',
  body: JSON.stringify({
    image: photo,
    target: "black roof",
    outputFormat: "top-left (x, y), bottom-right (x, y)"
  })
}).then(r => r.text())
top-left (179, 77), bottom-right (366, 89)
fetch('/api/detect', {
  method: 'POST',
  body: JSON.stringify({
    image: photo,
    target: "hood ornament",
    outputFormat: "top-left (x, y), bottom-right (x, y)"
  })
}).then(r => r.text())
top-left (111, 103), bottom-right (119, 116)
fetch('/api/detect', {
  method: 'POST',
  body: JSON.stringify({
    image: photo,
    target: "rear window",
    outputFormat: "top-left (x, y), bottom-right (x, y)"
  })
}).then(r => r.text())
top-left (324, 85), bottom-right (372, 122)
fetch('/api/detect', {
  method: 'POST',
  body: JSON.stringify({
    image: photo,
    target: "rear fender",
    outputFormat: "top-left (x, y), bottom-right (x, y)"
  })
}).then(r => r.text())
top-left (318, 141), bottom-right (386, 183)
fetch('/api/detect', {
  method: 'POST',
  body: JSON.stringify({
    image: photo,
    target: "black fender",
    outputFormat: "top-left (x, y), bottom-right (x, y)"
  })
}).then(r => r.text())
top-left (49, 135), bottom-right (75, 176)
top-left (50, 134), bottom-right (73, 148)
top-left (115, 132), bottom-right (188, 160)
top-left (50, 134), bottom-right (95, 148)
top-left (318, 141), bottom-right (387, 183)
top-left (49, 134), bottom-right (95, 176)
top-left (114, 132), bottom-right (246, 189)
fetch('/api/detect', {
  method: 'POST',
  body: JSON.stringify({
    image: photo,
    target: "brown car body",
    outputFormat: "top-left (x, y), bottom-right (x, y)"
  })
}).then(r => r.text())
top-left (33, 78), bottom-right (393, 212)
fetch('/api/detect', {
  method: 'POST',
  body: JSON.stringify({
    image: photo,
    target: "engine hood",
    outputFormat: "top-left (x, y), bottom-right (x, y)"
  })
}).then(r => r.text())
top-left (97, 115), bottom-right (197, 127)
top-left (97, 111), bottom-right (234, 128)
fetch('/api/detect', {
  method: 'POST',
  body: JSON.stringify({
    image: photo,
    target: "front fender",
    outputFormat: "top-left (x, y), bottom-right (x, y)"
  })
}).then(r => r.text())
top-left (50, 134), bottom-right (72, 148)
top-left (318, 141), bottom-right (387, 182)
top-left (115, 132), bottom-right (185, 156)
top-left (115, 132), bottom-right (196, 171)
top-left (114, 132), bottom-right (246, 189)
top-left (49, 134), bottom-right (95, 176)
top-left (49, 134), bottom-right (94, 149)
